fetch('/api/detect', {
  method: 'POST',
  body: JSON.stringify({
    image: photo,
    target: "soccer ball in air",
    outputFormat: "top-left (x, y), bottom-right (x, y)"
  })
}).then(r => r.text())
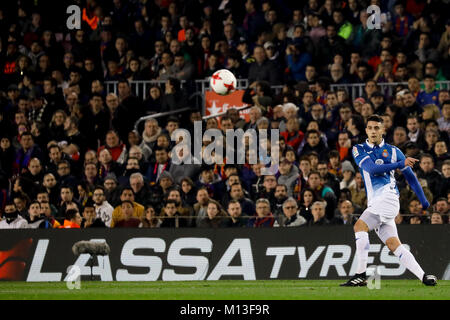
top-left (209, 69), bottom-right (237, 95)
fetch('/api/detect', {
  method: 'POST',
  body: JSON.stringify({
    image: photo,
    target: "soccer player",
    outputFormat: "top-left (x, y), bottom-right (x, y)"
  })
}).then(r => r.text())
top-left (341, 115), bottom-right (437, 286)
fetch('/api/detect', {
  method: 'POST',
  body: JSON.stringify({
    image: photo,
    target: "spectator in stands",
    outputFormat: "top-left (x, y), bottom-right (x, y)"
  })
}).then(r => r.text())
top-left (271, 184), bottom-right (288, 217)
top-left (307, 170), bottom-right (336, 221)
top-left (221, 199), bottom-right (246, 227)
top-left (56, 160), bottom-right (78, 191)
top-left (430, 212), bottom-right (444, 224)
top-left (228, 183), bottom-right (255, 216)
top-left (161, 77), bottom-right (188, 112)
top-left (317, 160), bottom-right (340, 197)
top-left (300, 129), bottom-right (329, 160)
top-left (160, 52), bottom-right (195, 81)
top-left (406, 115), bottom-right (426, 146)
top-left (393, 127), bottom-right (409, 149)
top-left (433, 198), bottom-right (449, 216)
top-left (421, 128), bottom-right (440, 154)
top-left (22, 157), bottom-right (44, 187)
top-left (27, 201), bottom-right (51, 229)
top-left (98, 130), bottom-right (127, 165)
top-left (285, 43), bottom-right (312, 82)
top-left (0, 203), bottom-right (28, 229)
top-left (422, 104), bottom-right (441, 123)
top-left (248, 45), bottom-right (281, 85)
top-left (110, 187), bottom-right (144, 228)
top-left (192, 187), bottom-right (212, 227)
top-left (92, 186), bottom-right (113, 227)
top-left (339, 160), bottom-right (356, 190)
top-left (139, 205), bottom-right (161, 228)
top-left (331, 199), bottom-right (356, 225)
top-left (39, 200), bottom-right (60, 228)
top-left (274, 197), bottom-right (306, 227)
top-left (417, 75), bottom-right (439, 107)
top-left (14, 132), bottom-right (43, 175)
top-left (115, 200), bottom-right (141, 228)
top-left (81, 199), bottom-right (106, 228)
top-left (247, 198), bottom-right (274, 227)
top-left (277, 158), bottom-right (300, 197)
top-left (281, 118), bottom-right (305, 151)
top-left (197, 201), bottom-right (227, 228)
top-left (308, 201), bottom-right (329, 226)
top-left (417, 153), bottom-right (443, 195)
top-left (60, 209), bottom-right (82, 229)
top-left (143, 86), bottom-right (163, 115)
top-left (298, 188), bottom-right (317, 222)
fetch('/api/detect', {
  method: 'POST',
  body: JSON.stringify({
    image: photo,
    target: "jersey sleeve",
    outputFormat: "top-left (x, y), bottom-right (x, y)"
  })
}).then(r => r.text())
top-left (394, 146), bottom-right (407, 171)
top-left (352, 145), bottom-right (369, 168)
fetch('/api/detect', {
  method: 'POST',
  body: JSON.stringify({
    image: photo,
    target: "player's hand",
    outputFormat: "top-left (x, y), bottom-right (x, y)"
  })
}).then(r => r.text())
top-left (403, 157), bottom-right (419, 168)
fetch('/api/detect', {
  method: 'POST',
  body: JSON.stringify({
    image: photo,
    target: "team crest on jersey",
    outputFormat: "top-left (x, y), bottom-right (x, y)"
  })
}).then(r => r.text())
top-left (352, 146), bottom-right (359, 157)
top-left (382, 149), bottom-right (389, 158)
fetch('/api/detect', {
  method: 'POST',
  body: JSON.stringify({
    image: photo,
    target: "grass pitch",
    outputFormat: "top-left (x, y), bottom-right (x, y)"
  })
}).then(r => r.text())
top-left (0, 280), bottom-right (449, 300)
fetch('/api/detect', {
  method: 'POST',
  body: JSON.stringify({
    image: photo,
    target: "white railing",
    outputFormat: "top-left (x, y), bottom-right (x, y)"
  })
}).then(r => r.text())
top-left (106, 79), bottom-right (450, 115)
top-left (105, 79), bottom-right (249, 100)
top-left (330, 81), bottom-right (450, 99)
top-left (105, 78), bottom-right (249, 116)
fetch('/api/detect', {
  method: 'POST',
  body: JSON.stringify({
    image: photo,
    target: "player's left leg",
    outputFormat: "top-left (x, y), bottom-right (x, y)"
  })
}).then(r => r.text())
top-left (376, 221), bottom-right (437, 286)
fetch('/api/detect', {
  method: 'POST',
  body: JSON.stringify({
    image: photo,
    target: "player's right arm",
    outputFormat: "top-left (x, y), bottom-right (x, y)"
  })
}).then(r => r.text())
top-left (352, 145), bottom-right (405, 175)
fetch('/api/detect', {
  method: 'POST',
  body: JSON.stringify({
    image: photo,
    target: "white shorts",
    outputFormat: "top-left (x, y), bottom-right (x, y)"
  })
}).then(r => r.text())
top-left (367, 192), bottom-right (400, 223)
top-left (359, 210), bottom-right (399, 244)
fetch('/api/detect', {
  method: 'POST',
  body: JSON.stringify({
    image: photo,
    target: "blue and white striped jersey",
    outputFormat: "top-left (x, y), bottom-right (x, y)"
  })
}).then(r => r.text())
top-left (352, 139), bottom-right (406, 207)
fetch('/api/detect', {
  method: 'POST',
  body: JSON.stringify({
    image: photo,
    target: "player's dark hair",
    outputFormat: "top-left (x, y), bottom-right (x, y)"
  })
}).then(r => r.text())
top-left (366, 115), bottom-right (383, 124)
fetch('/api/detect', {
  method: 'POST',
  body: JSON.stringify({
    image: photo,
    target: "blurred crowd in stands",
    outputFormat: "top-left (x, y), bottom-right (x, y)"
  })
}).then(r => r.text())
top-left (0, 0), bottom-right (448, 229)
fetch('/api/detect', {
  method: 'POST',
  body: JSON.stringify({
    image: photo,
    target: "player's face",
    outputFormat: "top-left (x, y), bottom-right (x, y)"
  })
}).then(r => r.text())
top-left (366, 121), bottom-right (384, 144)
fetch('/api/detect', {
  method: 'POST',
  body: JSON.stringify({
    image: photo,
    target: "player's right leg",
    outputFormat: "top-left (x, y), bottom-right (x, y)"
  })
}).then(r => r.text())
top-left (340, 211), bottom-right (380, 287)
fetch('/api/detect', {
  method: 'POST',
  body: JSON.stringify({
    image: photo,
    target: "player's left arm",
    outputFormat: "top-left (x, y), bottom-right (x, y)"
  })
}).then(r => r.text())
top-left (401, 167), bottom-right (430, 209)
top-left (395, 147), bottom-right (430, 209)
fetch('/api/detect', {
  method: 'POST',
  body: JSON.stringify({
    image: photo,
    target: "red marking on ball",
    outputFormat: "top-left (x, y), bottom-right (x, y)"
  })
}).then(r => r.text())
top-left (212, 73), bottom-right (222, 85)
top-left (224, 82), bottom-right (235, 92)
